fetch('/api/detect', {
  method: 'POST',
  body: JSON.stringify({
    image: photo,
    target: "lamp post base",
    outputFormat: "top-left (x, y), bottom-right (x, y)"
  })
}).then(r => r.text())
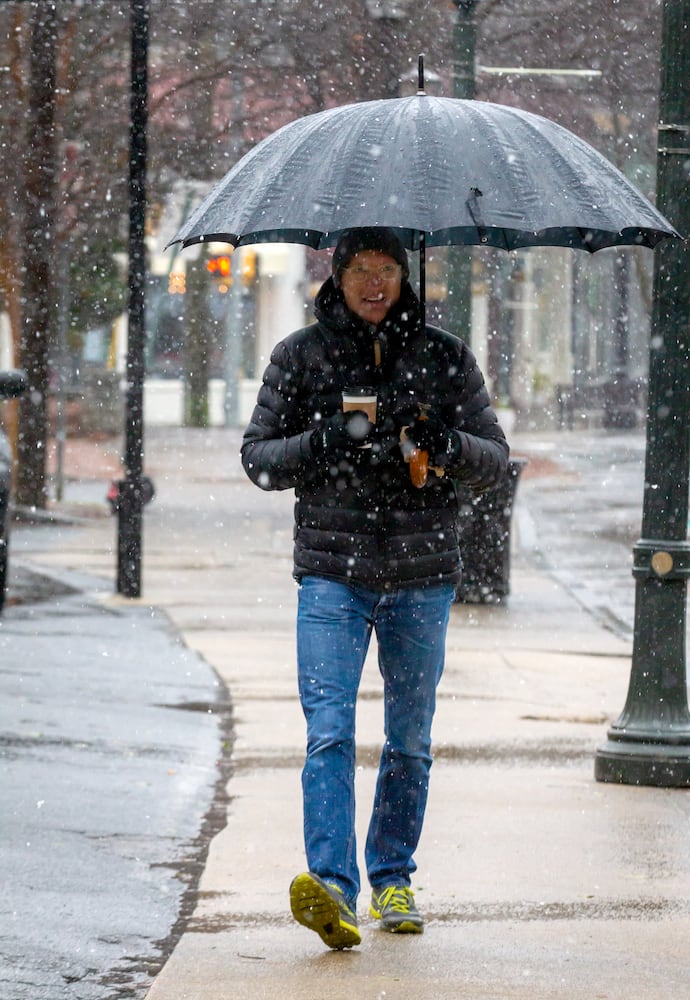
top-left (595, 739), bottom-right (690, 787)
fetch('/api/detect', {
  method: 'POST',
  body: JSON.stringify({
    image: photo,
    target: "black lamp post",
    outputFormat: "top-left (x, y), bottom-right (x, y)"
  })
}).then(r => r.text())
top-left (595, 0), bottom-right (690, 786)
top-left (117, 0), bottom-right (149, 597)
top-left (452, 0), bottom-right (479, 100)
top-left (446, 0), bottom-right (480, 344)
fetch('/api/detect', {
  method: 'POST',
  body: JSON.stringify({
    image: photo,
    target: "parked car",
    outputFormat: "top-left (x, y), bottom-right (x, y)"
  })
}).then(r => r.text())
top-left (0, 370), bottom-right (28, 612)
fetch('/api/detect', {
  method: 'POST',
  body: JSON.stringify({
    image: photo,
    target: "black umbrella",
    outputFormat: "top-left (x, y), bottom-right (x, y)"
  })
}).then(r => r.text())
top-left (169, 60), bottom-right (679, 479)
top-left (171, 63), bottom-right (678, 257)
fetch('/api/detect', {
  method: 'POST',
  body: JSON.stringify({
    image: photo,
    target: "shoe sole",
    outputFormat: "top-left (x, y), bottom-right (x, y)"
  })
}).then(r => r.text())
top-left (290, 873), bottom-right (361, 950)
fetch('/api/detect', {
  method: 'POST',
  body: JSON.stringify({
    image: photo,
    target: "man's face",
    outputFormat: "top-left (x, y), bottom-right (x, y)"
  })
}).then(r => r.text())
top-left (339, 250), bottom-right (403, 326)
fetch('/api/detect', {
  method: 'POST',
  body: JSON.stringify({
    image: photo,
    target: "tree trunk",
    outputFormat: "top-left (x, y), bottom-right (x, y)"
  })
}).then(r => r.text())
top-left (184, 252), bottom-right (211, 428)
top-left (16, 2), bottom-right (58, 509)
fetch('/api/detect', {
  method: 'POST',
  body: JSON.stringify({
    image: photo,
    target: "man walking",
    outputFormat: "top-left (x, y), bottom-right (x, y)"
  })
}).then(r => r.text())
top-left (241, 228), bottom-right (508, 949)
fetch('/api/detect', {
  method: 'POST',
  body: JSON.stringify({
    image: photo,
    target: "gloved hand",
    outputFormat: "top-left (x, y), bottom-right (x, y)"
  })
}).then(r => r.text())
top-left (365, 424), bottom-right (397, 464)
top-left (310, 410), bottom-right (374, 459)
top-left (405, 413), bottom-right (462, 467)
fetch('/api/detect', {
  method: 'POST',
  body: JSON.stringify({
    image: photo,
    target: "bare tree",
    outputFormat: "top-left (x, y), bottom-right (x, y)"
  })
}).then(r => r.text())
top-left (476, 0), bottom-right (661, 184)
top-left (16, 2), bottom-right (58, 508)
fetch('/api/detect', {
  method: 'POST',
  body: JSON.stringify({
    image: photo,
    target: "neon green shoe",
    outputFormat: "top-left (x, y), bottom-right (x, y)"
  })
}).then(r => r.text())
top-left (289, 872), bottom-right (361, 950)
top-left (369, 885), bottom-right (424, 934)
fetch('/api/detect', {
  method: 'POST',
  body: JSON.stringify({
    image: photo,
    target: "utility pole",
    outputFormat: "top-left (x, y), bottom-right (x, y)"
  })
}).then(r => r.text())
top-left (595, 0), bottom-right (690, 786)
top-left (117, 0), bottom-right (149, 597)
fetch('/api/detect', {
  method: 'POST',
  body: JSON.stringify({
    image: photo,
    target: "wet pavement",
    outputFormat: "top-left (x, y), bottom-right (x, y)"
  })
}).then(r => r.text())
top-left (513, 430), bottom-right (646, 638)
top-left (2, 425), bottom-right (690, 1000)
top-left (1, 562), bottom-right (231, 998)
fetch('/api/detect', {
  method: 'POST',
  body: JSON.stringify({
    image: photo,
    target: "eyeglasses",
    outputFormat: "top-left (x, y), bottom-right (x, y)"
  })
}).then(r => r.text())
top-left (343, 264), bottom-right (402, 283)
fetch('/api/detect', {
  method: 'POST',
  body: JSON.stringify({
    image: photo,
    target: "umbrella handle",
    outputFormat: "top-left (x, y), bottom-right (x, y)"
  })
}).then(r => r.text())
top-left (409, 447), bottom-right (429, 488)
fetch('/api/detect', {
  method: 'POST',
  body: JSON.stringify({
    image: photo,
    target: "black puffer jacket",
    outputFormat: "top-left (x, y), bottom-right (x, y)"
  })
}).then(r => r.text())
top-left (241, 278), bottom-right (509, 590)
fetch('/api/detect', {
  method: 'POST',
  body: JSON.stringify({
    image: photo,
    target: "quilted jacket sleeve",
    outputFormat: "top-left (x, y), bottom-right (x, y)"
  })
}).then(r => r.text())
top-left (240, 338), bottom-right (316, 491)
top-left (441, 337), bottom-right (510, 490)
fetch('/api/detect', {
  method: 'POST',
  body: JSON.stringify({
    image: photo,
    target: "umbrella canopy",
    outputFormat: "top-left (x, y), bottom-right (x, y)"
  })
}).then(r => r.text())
top-left (169, 83), bottom-right (680, 491)
top-left (170, 94), bottom-right (679, 255)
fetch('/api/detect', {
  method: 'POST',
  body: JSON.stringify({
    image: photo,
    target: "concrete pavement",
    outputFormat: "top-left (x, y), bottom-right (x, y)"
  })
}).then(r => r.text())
top-left (10, 426), bottom-right (690, 1000)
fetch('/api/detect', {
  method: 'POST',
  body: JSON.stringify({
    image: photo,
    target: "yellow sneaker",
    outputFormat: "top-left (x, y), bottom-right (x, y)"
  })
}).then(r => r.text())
top-left (369, 885), bottom-right (424, 933)
top-left (289, 872), bottom-right (361, 950)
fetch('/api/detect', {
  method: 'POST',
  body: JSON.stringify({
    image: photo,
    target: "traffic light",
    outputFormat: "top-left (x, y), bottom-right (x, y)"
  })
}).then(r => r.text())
top-left (206, 254), bottom-right (232, 293)
top-left (206, 255), bottom-right (232, 278)
top-left (206, 251), bottom-right (257, 292)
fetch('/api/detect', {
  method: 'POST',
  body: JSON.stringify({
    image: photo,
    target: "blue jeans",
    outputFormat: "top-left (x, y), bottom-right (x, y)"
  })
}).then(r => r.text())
top-left (296, 575), bottom-right (454, 907)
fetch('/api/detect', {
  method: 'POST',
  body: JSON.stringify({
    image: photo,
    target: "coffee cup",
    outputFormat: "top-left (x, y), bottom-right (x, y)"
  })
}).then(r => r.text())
top-left (342, 386), bottom-right (377, 424)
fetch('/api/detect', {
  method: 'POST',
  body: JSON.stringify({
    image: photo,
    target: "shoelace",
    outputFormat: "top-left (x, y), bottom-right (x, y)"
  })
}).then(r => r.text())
top-left (378, 886), bottom-right (414, 912)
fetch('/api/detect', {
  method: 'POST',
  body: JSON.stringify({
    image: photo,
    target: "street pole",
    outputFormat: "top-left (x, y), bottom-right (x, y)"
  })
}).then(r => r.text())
top-left (595, 0), bottom-right (690, 786)
top-left (447, 0), bottom-right (479, 344)
top-left (117, 0), bottom-right (149, 597)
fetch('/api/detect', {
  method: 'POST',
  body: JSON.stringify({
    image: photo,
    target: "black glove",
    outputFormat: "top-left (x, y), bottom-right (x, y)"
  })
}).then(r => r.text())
top-left (406, 414), bottom-right (462, 467)
top-left (310, 410), bottom-right (374, 459)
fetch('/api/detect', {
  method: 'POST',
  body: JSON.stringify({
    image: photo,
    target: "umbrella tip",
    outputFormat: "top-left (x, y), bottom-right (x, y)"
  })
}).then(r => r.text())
top-left (417, 53), bottom-right (425, 95)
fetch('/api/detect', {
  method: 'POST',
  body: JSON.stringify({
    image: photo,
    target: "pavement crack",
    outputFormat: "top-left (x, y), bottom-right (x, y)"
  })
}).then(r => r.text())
top-left (232, 738), bottom-right (596, 772)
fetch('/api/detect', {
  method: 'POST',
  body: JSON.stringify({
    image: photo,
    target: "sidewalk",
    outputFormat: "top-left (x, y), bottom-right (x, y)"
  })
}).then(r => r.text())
top-left (13, 427), bottom-right (690, 1000)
